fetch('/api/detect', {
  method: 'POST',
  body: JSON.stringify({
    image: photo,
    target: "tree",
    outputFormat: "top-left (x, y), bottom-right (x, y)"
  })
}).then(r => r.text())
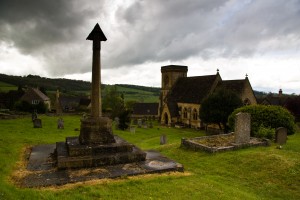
top-left (118, 109), bottom-right (131, 130)
top-left (285, 96), bottom-right (300, 121)
top-left (199, 88), bottom-right (243, 132)
top-left (102, 86), bottom-right (125, 119)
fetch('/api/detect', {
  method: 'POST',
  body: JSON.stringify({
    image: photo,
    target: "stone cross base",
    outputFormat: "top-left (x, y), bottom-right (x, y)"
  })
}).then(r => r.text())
top-left (79, 116), bottom-right (116, 144)
top-left (56, 136), bottom-right (146, 169)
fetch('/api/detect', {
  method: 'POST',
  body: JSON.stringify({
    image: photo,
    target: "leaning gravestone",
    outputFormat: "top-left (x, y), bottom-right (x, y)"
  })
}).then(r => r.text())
top-left (160, 135), bottom-right (167, 145)
top-left (275, 127), bottom-right (287, 145)
top-left (33, 119), bottom-right (42, 128)
top-left (234, 112), bottom-right (251, 144)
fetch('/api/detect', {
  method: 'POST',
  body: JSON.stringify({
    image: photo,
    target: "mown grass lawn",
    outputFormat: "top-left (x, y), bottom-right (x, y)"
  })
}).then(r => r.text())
top-left (0, 115), bottom-right (299, 200)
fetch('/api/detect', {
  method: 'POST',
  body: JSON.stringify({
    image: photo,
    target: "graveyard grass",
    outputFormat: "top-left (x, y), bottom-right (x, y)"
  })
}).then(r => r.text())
top-left (0, 115), bottom-right (300, 200)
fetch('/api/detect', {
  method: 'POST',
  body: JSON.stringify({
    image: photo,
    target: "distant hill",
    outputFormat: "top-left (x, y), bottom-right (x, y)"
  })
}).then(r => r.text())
top-left (0, 73), bottom-right (91, 92)
top-left (0, 74), bottom-right (160, 103)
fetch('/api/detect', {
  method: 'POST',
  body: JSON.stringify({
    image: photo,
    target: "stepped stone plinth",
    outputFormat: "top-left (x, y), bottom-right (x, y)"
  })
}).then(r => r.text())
top-left (56, 135), bottom-right (146, 169)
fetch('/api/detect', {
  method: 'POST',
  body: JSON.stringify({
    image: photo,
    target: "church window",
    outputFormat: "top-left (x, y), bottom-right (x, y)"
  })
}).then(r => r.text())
top-left (193, 109), bottom-right (198, 120)
top-left (183, 108), bottom-right (188, 119)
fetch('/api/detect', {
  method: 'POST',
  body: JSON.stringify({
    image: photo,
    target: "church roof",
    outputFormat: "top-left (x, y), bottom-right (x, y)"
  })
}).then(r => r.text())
top-left (166, 74), bottom-right (219, 104)
top-left (132, 103), bottom-right (159, 115)
top-left (218, 79), bottom-right (246, 95)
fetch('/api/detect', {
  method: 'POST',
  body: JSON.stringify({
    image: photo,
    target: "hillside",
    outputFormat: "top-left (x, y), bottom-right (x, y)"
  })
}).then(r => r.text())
top-left (0, 74), bottom-right (160, 103)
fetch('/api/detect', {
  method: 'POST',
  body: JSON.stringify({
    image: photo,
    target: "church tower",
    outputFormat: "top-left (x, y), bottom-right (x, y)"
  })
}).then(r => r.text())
top-left (160, 65), bottom-right (188, 102)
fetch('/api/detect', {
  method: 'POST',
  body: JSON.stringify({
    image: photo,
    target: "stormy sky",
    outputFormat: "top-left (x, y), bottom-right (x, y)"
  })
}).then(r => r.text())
top-left (0, 0), bottom-right (300, 94)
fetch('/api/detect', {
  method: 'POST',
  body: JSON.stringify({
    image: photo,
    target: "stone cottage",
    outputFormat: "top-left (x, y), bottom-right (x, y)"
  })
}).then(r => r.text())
top-left (159, 65), bottom-right (257, 128)
top-left (20, 88), bottom-right (51, 110)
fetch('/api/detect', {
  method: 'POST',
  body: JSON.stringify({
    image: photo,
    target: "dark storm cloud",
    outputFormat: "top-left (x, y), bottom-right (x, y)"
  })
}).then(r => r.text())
top-left (1, 0), bottom-right (300, 76)
top-left (0, 0), bottom-right (104, 76)
top-left (0, 0), bottom-right (100, 53)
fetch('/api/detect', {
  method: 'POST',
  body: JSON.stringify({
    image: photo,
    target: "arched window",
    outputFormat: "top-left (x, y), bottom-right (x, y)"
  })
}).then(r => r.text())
top-left (193, 109), bottom-right (198, 120)
top-left (244, 98), bottom-right (251, 105)
top-left (183, 108), bottom-right (188, 119)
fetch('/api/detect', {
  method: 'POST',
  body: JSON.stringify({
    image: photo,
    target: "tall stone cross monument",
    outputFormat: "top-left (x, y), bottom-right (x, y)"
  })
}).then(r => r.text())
top-left (87, 23), bottom-right (106, 118)
top-left (79, 23), bottom-right (115, 145)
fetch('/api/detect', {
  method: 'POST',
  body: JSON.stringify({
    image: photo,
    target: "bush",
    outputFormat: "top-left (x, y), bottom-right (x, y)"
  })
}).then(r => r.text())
top-left (256, 125), bottom-right (275, 140)
top-left (228, 105), bottom-right (296, 136)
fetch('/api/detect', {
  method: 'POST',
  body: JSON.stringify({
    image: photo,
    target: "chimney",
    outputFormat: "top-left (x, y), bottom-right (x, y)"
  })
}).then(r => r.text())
top-left (279, 89), bottom-right (283, 97)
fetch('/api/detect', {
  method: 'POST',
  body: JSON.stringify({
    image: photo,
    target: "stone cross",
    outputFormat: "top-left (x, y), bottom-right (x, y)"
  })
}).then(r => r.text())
top-left (86, 23), bottom-right (107, 118)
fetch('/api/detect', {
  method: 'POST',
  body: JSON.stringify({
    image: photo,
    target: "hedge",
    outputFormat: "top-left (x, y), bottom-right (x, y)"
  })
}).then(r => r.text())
top-left (228, 105), bottom-right (296, 136)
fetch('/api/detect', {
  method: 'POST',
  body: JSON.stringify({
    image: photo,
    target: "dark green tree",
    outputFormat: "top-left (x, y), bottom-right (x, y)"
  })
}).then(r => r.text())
top-left (102, 86), bottom-right (125, 119)
top-left (118, 109), bottom-right (131, 130)
top-left (199, 88), bottom-right (243, 132)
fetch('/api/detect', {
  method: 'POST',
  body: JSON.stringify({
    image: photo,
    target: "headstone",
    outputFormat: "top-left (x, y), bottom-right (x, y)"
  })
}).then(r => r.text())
top-left (115, 117), bottom-right (120, 129)
top-left (234, 112), bottom-right (251, 144)
top-left (143, 123), bottom-right (148, 129)
top-left (33, 119), bottom-right (42, 128)
top-left (160, 135), bottom-right (167, 145)
top-left (137, 119), bottom-right (142, 128)
top-left (149, 121), bottom-right (153, 128)
top-left (57, 118), bottom-right (64, 129)
top-left (32, 111), bottom-right (38, 122)
top-left (275, 127), bottom-right (287, 145)
top-left (130, 126), bottom-right (136, 134)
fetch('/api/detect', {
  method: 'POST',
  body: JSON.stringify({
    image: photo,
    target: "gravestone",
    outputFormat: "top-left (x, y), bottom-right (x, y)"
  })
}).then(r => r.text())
top-left (149, 121), bottom-right (153, 128)
top-left (137, 119), bottom-right (142, 128)
top-left (32, 111), bottom-right (38, 122)
top-left (130, 126), bottom-right (136, 134)
top-left (57, 118), bottom-right (64, 129)
top-left (115, 117), bottom-right (120, 129)
top-left (275, 127), bottom-right (287, 145)
top-left (33, 119), bottom-right (42, 128)
top-left (234, 112), bottom-right (250, 144)
top-left (160, 135), bottom-right (167, 145)
top-left (143, 123), bottom-right (148, 129)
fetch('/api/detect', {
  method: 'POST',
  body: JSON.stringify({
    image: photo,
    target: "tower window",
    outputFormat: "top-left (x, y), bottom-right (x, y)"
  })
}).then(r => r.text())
top-left (164, 75), bottom-right (169, 87)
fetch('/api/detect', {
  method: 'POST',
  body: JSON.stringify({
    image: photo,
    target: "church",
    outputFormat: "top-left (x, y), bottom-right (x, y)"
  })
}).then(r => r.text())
top-left (159, 65), bottom-right (257, 128)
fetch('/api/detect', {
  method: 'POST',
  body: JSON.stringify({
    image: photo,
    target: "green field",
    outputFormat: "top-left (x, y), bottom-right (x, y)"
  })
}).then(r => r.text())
top-left (0, 81), bottom-right (17, 92)
top-left (0, 115), bottom-right (299, 199)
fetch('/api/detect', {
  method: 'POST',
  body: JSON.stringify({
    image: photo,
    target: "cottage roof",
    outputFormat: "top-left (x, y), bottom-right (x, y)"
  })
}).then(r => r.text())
top-left (20, 88), bottom-right (50, 102)
top-left (166, 74), bottom-right (220, 104)
top-left (132, 103), bottom-right (159, 115)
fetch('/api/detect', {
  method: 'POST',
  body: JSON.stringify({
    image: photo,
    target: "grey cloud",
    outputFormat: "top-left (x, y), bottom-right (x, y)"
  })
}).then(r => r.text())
top-left (0, 0), bottom-right (101, 54)
top-left (106, 0), bottom-right (300, 68)
top-left (1, 0), bottom-right (300, 77)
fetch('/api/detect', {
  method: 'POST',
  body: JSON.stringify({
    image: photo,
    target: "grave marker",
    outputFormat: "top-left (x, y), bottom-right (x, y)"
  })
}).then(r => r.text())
top-left (234, 112), bottom-right (251, 144)
top-left (275, 127), bottom-right (287, 145)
